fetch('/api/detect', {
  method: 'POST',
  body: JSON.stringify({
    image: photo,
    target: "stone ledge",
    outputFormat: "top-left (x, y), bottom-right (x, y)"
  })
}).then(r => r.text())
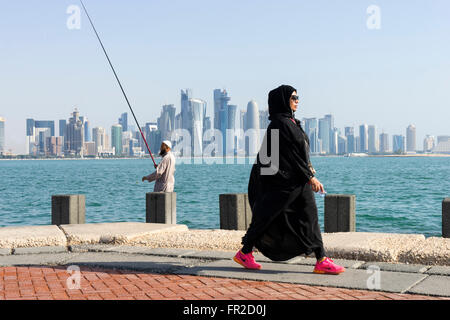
top-left (60, 222), bottom-right (188, 245)
top-left (0, 226), bottom-right (449, 267)
top-left (68, 244), bottom-right (115, 253)
top-left (0, 223), bottom-right (189, 249)
top-left (13, 246), bottom-right (68, 255)
top-left (0, 225), bottom-right (67, 248)
top-left (322, 232), bottom-right (448, 265)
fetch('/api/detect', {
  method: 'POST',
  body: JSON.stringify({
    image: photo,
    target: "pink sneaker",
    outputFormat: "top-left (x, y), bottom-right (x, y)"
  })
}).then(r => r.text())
top-left (233, 250), bottom-right (262, 270)
top-left (313, 257), bottom-right (345, 275)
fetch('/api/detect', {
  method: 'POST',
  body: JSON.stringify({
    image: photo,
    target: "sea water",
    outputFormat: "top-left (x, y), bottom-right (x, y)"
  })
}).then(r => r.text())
top-left (0, 156), bottom-right (449, 237)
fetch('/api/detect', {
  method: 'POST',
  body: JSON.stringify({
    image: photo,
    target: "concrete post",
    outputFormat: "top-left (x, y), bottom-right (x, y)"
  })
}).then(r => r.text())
top-left (324, 194), bottom-right (356, 233)
top-left (146, 192), bottom-right (177, 224)
top-left (51, 195), bottom-right (85, 225)
top-left (219, 193), bottom-right (252, 231)
top-left (443, 198), bottom-right (450, 238)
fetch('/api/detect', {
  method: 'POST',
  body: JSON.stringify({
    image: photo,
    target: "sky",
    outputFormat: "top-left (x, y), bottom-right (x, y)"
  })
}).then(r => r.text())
top-left (0, 0), bottom-right (449, 154)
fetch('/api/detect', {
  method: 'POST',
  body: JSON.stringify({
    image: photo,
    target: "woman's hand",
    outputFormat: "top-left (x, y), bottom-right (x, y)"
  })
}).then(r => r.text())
top-left (308, 177), bottom-right (324, 193)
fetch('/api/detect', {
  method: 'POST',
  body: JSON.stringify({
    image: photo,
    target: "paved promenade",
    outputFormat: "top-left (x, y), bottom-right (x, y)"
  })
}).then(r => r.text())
top-left (1, 222), bottom-right (449, 299)
top-left (1, 244), bottom-right (450, 299)
top-left (1, 266), bottom-right (447, 300)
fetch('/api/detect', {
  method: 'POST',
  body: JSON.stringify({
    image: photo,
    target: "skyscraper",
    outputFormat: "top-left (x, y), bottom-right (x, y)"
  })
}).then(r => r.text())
top-left (129, 138), bottom-right (141, 157)
top-left (240, 110), bottom-right (247, 132)
top-left (84, 142), bottom-right (97, 157)
top-left (227, 104), bottom-right (238, 155)
top-left (84, 118), bottom-right (91, 142)
top-left (318, 118), bottom-right (330, 154)
top-left (190, 99), bottom-right (207, 156)
top-left (259, 110), bottom-right (270, 130)
top-left (148, 129), bottom-right (162, 157)
top-left (175, 113), bottom-right (182, 130)
top-left (355, 136), bottom-right (361, 153)
top-left (203, 117), bottom-right (211, 133)
top-left (93, 127), bottom-right (106, 154)
top-left (310, 127), bottom-right (319, 154)
top-left (379, 133), bottom-right (389, 153)
top-left (59, 120), bottom-right (67, 138)
top-left (214, 89), bottom-right (231, 130)
top-left (111, 124), bottom-right (123, 156)
top-left (65, 109), bottom-right (84, 155)
top-left (368, 125), bottom-right (378, 154)
top-left (359, 124), bottom-right (369, 153)
top-left (213, 89), bottom-right (232, 155)
top-left (330, 128), bottom-right (339, 155)
top-left (0, 117), bottom-right (5, 154)
top-left (338, 135), bottom-right (347, 154)
top-left (25, 119), bottom-right (55, 155)
top-left (304, 118), bottom-right (318, 154)
top-left (423, 135), bottom-right (435, 152)
top-left (119, 112), bottom-right (128, 132)
top-left (143, 122), bottom-right (159, 154)
top-left (35, 120), bottom-right (55, 137)
top-left (121, 131), bottom-right (133, 156)
top-left (324, 114), bottom-right (334, 131)
top-left (437, 136), bottom-right (450, 144)
top-left (245, 100), bottom-right (260, 156)
top-left (406, 124), bottom-right (416, 152)
top-left (344, 127), bottom-right (355, 154)
top-left (214, 89), bottom-right (226, 130)
top-left (157, 104), bottom-right (176, 140)
top-left (45, 137), bottom-right (63, 157)
top-left (433, 136), bottom-right (450, 154)
top-left (36, 120), bottom-right (55, 154)
top-left (393, 135), bottom-right (406, 154)
top-left (181, 89), bottom-right (192, 133)
top-left (239, 109), bottom-right (246, 153)
top-left (26, 119), bottom-right (35, 154)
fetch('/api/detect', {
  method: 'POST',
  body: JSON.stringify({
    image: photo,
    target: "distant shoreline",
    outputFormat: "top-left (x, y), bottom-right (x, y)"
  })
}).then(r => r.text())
top-left (1, 154), bottom-right (450, 161)
top-left (368, 154), bottom-right (450, 157)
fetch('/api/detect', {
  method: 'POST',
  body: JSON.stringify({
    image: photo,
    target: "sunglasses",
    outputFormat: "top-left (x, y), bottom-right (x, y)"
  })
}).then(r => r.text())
top-left (290, 95), bottom-right (299, 101)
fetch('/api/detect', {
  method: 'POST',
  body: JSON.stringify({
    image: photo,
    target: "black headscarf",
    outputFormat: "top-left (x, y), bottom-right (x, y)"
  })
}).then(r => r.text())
top-left (268, 85), bottom-right (297, 121)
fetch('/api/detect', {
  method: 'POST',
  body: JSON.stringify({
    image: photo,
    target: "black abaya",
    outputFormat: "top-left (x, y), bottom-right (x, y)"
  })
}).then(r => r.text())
top-left (241, 85), bottom-right (325, 261)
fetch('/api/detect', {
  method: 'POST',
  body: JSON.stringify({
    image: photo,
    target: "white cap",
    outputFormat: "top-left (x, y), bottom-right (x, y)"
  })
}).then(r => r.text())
top-left (162, 140), bottom-right (172, 149)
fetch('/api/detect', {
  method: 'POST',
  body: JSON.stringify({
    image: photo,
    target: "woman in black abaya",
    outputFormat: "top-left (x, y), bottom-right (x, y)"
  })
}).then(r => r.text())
top-left (233, 85), bottom-right (345, 275)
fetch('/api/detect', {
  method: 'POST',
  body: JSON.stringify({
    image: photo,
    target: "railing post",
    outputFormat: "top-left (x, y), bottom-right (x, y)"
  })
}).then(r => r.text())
top-left (324, 194), bottom-right (356, 232)
top-left (146, 192), bottom-right (177, 224)
top-left (219, 193), bottom-right (252, 230)
top-left (443, 198), bottom-right (450, 238)
top-left (52, 194), bottom-right (85, 225)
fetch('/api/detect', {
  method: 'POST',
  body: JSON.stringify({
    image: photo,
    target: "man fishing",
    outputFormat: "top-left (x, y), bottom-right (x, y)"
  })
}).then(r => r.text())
top-left (142, 141), bottom-right (176, 192)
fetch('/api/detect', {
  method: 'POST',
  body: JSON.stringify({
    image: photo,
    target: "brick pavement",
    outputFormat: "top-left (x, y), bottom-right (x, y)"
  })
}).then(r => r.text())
top-left (0, 266), bottom-right (448, 300)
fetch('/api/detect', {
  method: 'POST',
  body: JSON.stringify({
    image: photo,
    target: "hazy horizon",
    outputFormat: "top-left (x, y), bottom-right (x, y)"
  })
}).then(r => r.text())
top-left (1, 0), bottom-right (449, 154)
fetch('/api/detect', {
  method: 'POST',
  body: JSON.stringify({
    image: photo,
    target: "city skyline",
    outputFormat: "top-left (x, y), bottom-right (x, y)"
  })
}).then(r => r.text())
top-left (1, 1), bottom-right (449, 154)
top-left (2, 86), bottom-right (448, 155)
top-left (8, 86), bottom-right (450, 157)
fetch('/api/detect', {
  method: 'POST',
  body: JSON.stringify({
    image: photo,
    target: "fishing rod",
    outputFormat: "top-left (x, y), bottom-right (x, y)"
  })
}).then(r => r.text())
top-left (79, 0), bottom-right (157, 168)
